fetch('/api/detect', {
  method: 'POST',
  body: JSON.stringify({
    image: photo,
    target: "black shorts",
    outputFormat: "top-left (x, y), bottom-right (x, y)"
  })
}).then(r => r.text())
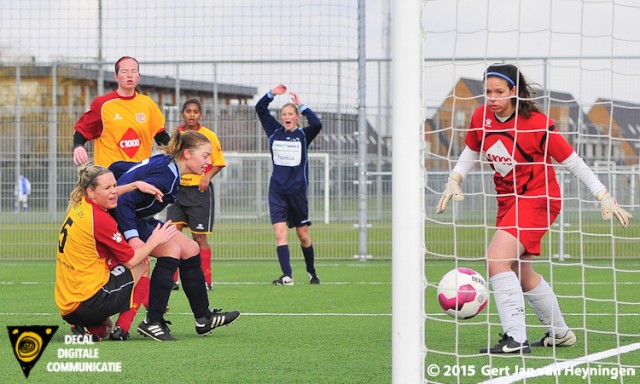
top-left (62, 265), bottom-right (134, 326)
top-left (268, 189), bottom-right (311, 228)
top-left (166, 184), bottom-right (215, 233)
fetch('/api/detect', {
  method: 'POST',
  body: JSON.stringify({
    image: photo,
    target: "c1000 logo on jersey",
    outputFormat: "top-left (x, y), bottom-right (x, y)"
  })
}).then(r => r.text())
top-left (118, 128), bottom-right (142, 158)
top-left (119, 138), bottom-right (141, 149)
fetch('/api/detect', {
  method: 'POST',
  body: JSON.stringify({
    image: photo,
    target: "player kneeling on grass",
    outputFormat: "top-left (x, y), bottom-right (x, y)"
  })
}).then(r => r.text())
top-left (437, 63), bottom-right (632, 354)
top-left (55, 164), bottom-right (178, 341)
top-left (110, 130), bottom-right (240, 341)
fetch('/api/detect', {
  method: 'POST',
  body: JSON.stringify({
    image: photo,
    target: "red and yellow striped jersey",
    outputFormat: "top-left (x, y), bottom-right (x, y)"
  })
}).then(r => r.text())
top-left (55, 197), bottom-right (134, 316)
top-left (75, 91), bottom-right (166, 167)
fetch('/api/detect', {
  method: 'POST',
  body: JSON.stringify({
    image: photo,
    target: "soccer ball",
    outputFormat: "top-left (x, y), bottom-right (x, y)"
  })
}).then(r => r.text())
top-left (437, 268), bottom-right (489, 319)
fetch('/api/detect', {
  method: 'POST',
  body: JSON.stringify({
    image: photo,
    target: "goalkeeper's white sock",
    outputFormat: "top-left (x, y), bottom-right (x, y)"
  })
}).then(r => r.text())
top-left (490, 271), bottom-right (528, 343)
top-left (524, 276), bottom-right (570, 338)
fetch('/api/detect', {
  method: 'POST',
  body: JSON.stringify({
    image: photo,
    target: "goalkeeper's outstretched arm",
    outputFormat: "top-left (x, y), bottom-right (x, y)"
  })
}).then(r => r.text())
top-left (561, 152), bottom-right (632, 228)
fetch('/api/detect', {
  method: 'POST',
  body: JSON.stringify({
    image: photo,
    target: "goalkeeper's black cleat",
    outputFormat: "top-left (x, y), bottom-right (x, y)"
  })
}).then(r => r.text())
top-left (531, 330), bottom-right (576, 347)
top-left (480, 333), bottom-right (531, 354)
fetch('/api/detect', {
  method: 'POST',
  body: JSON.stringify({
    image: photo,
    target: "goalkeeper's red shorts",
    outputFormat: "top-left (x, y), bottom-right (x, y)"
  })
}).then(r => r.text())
top-left (495, 195), bottom-right (562, 255)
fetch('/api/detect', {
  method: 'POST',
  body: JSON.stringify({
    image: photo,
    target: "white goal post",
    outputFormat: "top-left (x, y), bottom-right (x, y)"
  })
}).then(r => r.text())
top-left (391, 0), bottom-right (425, 382)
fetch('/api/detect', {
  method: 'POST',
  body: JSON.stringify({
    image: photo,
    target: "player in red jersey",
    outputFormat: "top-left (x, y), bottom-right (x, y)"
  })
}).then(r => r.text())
top-left (73, 56), bottom-right (170, 168)
top-left (437, 63), bottom-right (632, 354)
top-left (72, 56), bottom-right (168, 340)
top-left (55, 164), bottom-right (176, 340)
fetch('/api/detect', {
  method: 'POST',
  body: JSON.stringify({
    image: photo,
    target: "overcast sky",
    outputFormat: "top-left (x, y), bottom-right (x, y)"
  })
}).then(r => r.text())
top-left (1, 0), bottom-right (638, 111)
top-left (418, 0), bottom-right (640, 109)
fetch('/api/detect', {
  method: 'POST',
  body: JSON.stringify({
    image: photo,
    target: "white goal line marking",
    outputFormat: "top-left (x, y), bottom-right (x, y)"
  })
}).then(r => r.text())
top-left (0, 312), bottom-right (390, 317)
top-left (477, 342), bottom-right (640, 384)
top-left (425, 312), bottom-right (639, 318)
top-left (2, 311), bottom-right (637, 319)
top-left (2, 280), bottom-right (638, 286)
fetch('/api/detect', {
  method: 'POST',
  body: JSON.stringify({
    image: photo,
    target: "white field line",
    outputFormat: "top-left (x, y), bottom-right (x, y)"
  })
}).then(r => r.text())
top-left (0, 312), bottom-right (390, 317)
top-left (477, 342), bottom-right (640, 384)
top-left (0, 281), bottom-right (392, 285)
top-left (1, 281), bottom-right (638, 286)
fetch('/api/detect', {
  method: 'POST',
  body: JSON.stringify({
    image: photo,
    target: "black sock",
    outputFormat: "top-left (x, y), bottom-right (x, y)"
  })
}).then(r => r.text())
top-left (179, 255), bottom-right (211, 319)
top-left (147, 257), bottom-right (180, 323)
top-left (276, 245), bottom-right (292, 277)
top-left (302, 244), bottom-right (316, 275)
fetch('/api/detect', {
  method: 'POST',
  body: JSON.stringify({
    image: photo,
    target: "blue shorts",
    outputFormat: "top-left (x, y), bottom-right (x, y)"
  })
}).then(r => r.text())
top-left (268, 189), bottom-right (311, 228)
top-left (62, 265), bottom-right (134, 326)
top-left (135, 217), bottom-right (164, 242)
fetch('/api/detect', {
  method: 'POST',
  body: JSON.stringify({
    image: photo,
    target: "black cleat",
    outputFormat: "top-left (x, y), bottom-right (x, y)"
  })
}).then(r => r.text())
top-left (108, 325), bottom-right (130, 341)
top-left (172, 282), bottom-right (180, 291)
top-left (70, 324), bottom-right (102, 342)
top-left (480, 333), bottom-right (531, 354)
top-left (308, 273), bottom-right (320, 284)
top-left (531, 330), bottom-right (576, 347)
top-left (137, 319), bottom-right (176, 341)
top-left (195, 309), bottom-right (240, 336)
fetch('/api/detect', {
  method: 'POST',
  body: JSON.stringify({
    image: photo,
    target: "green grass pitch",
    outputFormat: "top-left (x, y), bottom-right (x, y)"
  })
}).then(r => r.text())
top-left (1, 259), bottom-right (638, 383)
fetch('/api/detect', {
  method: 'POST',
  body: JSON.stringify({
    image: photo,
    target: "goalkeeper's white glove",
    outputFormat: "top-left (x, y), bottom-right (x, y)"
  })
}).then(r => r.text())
top-left (595, 189), bottom-right (632, 228)
top-left (436, 172), bottom-right (464, 214)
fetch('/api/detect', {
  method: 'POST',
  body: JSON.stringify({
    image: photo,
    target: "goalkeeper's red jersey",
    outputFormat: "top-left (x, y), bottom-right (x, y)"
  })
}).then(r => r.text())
top-left (55, 197), bottom-right (134, 316)
top-left (466, 107), bottom-right (574, 198)
top-left (75, 91), bottom-right (166, 167)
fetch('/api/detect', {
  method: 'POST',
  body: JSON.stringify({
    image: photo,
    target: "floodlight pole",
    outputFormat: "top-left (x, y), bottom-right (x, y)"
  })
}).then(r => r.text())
top-left (97, 0), bottom-right (104, 95)
top-left (356, 0), bottom-right (371, 261)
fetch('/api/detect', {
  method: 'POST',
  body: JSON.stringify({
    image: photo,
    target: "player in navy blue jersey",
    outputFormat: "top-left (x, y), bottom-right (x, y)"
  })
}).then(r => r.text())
top-left (256, 84), bottom-right (323, 286)
top-left (109, 130), bottom-right (240, 341)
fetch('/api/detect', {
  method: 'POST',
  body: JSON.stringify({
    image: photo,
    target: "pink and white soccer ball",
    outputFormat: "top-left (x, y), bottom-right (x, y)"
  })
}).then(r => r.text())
top-left (437, 268), bottom-right (489, 319)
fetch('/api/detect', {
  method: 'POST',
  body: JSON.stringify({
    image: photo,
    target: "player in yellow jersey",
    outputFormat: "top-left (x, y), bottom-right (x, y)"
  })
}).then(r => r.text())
top-left (167, 99), bottom-right (226, 291)
top-left (71, 56), bottom-right (169, 341)
top-left (55, 164), bottom-right (177, 341)
top-left (72, 56), bottom-right (170, 167)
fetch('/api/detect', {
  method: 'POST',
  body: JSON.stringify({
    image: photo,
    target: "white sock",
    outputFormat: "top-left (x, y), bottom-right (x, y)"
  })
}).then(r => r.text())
top-left (524, 276), bottom-right (569, 338)
top-left (490, 271), bottom-right (527, 343)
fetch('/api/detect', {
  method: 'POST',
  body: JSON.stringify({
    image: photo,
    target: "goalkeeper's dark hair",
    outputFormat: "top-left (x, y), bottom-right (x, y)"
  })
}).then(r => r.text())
top-left (484, 63), bottom-right (539, 119)
top-left (67, 163), bottom-right (112, 212)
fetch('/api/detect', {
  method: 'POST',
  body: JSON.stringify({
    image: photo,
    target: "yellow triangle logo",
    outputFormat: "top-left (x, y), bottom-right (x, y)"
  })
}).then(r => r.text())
top-left (7, 325), bottom-right (58, 378)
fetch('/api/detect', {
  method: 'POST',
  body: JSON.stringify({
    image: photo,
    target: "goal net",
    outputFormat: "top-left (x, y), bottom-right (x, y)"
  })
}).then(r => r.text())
top-left (393, 0), bottom-right (640, 382)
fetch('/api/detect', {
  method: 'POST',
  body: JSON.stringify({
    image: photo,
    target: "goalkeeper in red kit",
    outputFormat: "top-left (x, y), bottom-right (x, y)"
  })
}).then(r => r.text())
top-left (437, 63), bottom-right (632, 354)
